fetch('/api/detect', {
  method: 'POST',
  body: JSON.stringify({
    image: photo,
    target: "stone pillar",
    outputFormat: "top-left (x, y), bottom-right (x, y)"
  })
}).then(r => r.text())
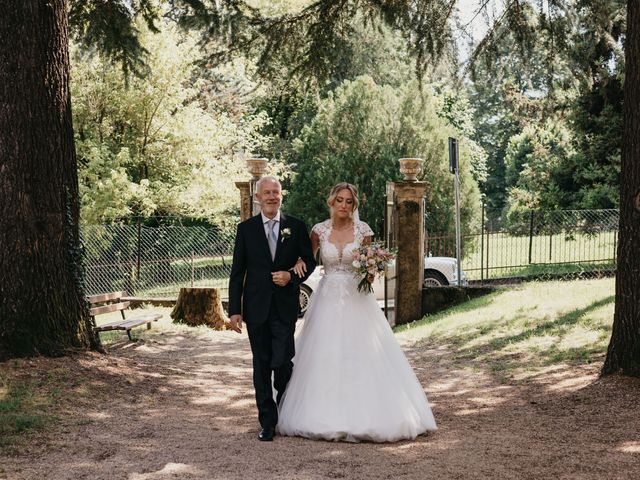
top-left (393, 158), bottom-right (427, 325)
top-left (236, 157), bottom-right (269, 220)
top-left (235, 181), bottom-right (252, 221)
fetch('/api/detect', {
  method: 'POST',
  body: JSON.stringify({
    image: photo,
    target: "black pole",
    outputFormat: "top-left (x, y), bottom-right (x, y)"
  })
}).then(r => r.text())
top-left (136, 219), bottom-right (142, 281)
top-left (486, 219), bottom-right (490, 279)
top-left (480, 202), bottom-right (485, 284)
top-left (528, 210), bottom-right (535, 264)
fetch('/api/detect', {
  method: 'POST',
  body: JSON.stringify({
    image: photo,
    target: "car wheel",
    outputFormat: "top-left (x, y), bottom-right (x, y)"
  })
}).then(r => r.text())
top-left (423, 269), bottom-right (449, 287)
top-left (298, 284), bottom-right (313, 318)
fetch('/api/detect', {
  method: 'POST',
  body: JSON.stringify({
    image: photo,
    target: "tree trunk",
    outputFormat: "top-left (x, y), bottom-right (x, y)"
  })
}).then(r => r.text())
top-left (0, 0), bottom-right (98, 358)
top-left (603, 0), bottom-right (640, 376)
top-left (171, 288), bottom-right (230, 330)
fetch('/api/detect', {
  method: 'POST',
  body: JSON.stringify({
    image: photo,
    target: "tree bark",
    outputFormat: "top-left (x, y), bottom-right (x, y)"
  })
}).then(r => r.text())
top-left (603, 0), bottom-right (640, 376)
top-left (0, 0), bottom-right (98, 358)
top-left (171, 288), bottom-right (230, 330)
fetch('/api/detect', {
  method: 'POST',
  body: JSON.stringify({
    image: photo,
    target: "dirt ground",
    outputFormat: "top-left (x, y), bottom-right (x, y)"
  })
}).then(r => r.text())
top-left (1, 324), bottom-right (639, 480)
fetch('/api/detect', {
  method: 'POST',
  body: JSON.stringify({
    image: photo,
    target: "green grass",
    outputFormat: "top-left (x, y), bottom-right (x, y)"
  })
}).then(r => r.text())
top-left (169, 255), bottom-right (233, 268)
top-left (133, 278), bottom-right (229, 298)
top-left (395, 277), bottom-right (615, 377)
top-left (0, 361), bottom-right (117, 449)
top-left (469, 260), bottom-right (616, 282)
top-left (0, 372), bottom-right (50, 444)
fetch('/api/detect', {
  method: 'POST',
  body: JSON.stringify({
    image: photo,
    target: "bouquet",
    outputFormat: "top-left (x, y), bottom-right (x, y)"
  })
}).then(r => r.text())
top-left (351, 242), bottom-right (395, 294)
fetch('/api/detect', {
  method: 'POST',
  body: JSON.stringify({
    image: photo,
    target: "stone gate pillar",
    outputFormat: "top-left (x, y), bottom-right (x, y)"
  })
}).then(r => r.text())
top-left (393, 158), bottom-right (427, 325)
top-left (236, 157), bottom-right (269, 221)
top-left (235, 181), bottom-right (252, 221)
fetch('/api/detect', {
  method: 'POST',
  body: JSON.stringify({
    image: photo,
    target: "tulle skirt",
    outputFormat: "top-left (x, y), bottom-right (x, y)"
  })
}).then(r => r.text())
top-left (277, 272), bottom-right (437, 442)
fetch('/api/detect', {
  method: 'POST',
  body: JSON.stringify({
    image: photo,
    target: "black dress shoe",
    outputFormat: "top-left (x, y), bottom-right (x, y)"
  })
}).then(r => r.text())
top-left (258, 427), bottom-right (275, 441)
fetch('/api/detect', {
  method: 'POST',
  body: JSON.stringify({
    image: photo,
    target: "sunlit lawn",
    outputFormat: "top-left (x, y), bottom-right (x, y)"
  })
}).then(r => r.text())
top-left (396, 277), bottom-right (615, 378)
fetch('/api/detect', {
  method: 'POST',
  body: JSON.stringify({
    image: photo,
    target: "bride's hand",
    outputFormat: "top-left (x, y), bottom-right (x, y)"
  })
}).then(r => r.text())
top-left (293, 257), bottom-right (307, 277)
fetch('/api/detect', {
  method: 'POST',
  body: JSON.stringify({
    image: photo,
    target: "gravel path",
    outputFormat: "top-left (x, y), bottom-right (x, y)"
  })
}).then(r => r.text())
top-left (1, 327), bottom-right (639, 480)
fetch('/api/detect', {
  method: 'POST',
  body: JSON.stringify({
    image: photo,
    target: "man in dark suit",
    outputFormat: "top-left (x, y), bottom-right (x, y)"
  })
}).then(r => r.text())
top-left (228, 175), bottom-right (316, 441)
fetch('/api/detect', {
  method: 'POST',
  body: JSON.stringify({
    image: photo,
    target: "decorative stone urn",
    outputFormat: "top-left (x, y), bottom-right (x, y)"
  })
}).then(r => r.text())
top-left (398, 158), bottom-right (424, 182)
top-left (246, 157), bottom-right (269, 179)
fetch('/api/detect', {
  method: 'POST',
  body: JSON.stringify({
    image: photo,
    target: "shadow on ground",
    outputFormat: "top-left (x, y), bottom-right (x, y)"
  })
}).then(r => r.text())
top-left (1, 326), bottom-right (639, 480)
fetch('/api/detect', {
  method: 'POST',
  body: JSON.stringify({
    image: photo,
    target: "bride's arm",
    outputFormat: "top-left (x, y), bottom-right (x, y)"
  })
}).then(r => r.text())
top-left (310, 230), bottom-right (320, 257)
top-left (292, 231), bottom-right (320, 277)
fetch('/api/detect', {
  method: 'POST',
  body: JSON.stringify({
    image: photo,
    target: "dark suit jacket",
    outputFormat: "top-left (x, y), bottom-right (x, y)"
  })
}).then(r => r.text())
top-left (228, 212), bottom-right (316, 325)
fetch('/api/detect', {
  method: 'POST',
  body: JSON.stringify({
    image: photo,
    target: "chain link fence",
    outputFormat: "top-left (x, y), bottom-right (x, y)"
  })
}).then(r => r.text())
top-left (83, 223), bottom-right (236, 298)
top-left (82, 208), bottom-right (619, 299)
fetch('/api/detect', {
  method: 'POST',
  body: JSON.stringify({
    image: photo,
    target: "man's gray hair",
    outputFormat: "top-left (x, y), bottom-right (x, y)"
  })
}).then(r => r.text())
top-left (255, 175), bottom-right (282, 192)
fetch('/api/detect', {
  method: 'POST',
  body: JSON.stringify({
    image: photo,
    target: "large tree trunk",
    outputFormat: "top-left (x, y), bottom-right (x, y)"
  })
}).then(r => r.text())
top-left (0, 0), bottom-right (98, 358)
top-left (603, 0), bottom-right (640, 376)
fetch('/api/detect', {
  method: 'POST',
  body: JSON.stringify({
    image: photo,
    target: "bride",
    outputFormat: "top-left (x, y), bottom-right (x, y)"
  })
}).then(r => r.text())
top-left (277, 182), bottom-right (437, 442)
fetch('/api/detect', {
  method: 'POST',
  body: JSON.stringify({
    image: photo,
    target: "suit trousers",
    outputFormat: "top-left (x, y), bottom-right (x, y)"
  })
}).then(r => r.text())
top-left (246, 301), bottom-right (296, 429)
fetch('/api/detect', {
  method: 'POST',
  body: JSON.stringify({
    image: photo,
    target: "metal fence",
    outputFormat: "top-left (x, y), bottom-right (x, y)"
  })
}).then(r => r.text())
top-left (426, 208), bottom-right (619, 283)
top-left (83, 224), bottom-right (236, 298)
top-left (82, 208), bottom-right (619, 298)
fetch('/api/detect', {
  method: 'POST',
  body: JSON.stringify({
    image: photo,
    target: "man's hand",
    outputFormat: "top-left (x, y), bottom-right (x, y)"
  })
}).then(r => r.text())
top-left (292, 258), bottom-right (307, 278)
top-left (229, 314), bottom-right (243, 333)
top-left (272, 270), bottom-right (292, 287)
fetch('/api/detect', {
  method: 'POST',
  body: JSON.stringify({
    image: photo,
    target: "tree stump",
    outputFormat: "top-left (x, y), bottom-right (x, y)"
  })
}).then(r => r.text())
top-left (170, 287), bottom-right (230, 330)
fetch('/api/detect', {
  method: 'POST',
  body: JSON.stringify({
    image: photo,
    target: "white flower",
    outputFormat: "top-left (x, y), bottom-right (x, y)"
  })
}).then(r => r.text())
top-left (280, 227), bottom-right (291, 242)
top-left (352, 260), bottom-right (360, 268)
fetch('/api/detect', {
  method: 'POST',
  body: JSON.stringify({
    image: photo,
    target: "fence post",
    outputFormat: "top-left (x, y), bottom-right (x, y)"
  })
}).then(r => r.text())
top-left (528, 211), bottom-right (534, 264)
top-left (190, 251), bottom-right (194, 287)
top-left (480, 202), bottom-right (485, 284)
top-left (136, 219), bottom-right (142, 281)
top-left (486, 219), bottom-right (490, 279)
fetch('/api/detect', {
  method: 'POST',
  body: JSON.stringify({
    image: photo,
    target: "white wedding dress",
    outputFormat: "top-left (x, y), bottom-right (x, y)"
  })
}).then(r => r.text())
top-left (277, 219), bottom-right (437, 442)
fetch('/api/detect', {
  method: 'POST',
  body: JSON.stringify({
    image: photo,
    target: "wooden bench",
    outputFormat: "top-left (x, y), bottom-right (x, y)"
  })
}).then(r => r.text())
top-left (88, 291), bottom-right (162, 341)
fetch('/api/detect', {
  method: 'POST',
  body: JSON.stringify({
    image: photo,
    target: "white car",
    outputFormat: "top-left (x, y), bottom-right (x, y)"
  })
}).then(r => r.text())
top-left (299, 256), bottom-right (468, 317)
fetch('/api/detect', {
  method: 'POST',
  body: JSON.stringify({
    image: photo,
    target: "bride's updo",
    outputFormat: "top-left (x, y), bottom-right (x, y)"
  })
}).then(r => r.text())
top-left (327, 182), bottom-right (359, 217)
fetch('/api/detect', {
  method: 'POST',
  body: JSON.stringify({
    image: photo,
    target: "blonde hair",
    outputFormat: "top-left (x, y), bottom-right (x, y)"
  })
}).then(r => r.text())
top-left (327, 182), bottom-right (359, 214)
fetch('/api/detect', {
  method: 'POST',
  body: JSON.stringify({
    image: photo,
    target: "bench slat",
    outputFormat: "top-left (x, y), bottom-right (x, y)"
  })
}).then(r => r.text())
top-left (95, 319), bottom-right (149, 332)
top-left (88, 290), bottom-right (162, 339)
top-left (89, 301), bottom-right (130, 316)
top-left (94, 314), bottom-right (162, 332)
top-left (87, 291), bottom-right (127, 305)
top-left (128, 313), bottom-right (163, 322)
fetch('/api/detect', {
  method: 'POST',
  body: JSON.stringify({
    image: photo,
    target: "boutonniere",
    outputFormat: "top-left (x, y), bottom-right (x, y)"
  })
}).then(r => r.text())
top-left (280, 227), bottom-right (291, 242)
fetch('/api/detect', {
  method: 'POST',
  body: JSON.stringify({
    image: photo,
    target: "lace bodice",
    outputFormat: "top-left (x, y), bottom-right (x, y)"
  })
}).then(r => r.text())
top-left (312, 219), bottom-right (374, 274)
